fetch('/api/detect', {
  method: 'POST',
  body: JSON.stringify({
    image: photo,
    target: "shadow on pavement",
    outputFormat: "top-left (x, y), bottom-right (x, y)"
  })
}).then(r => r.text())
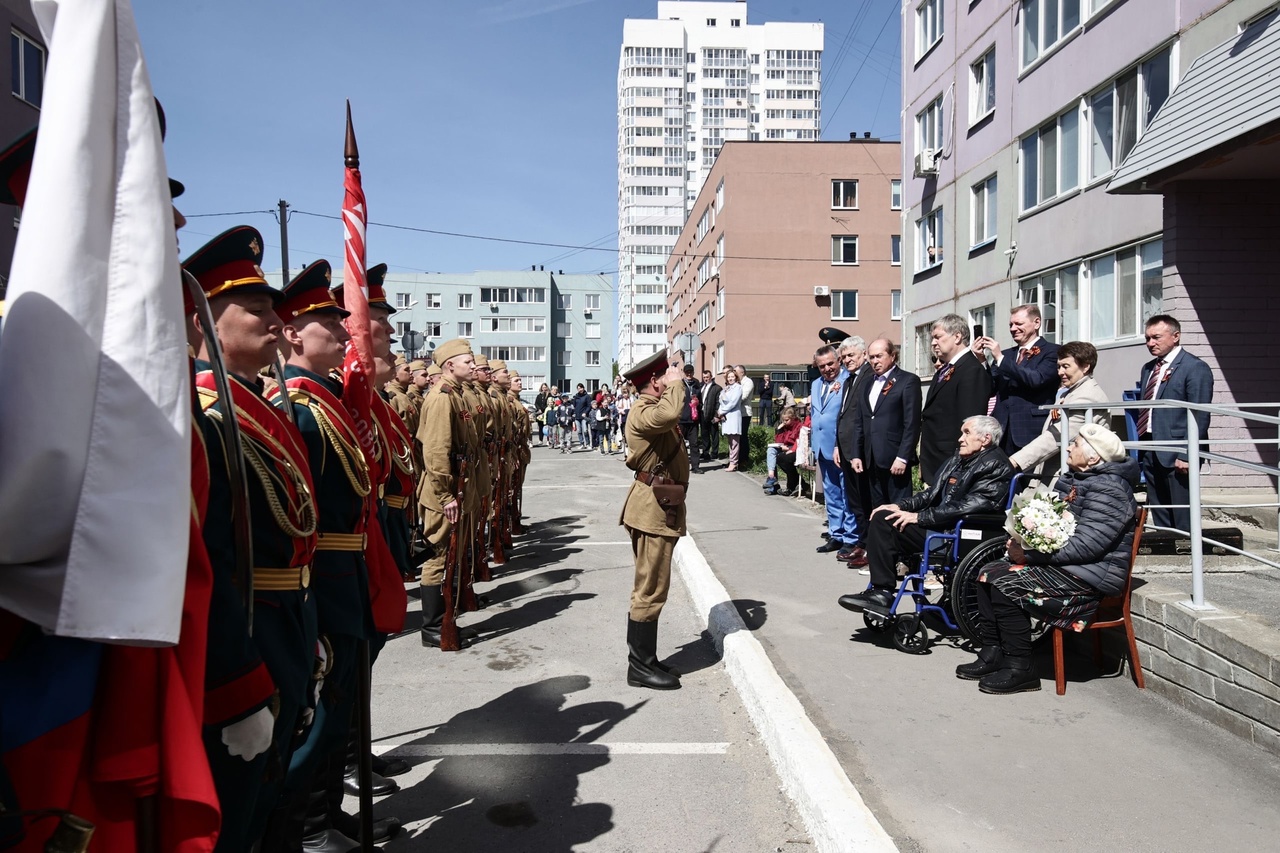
top-left (731, 599), bottom-right (767, 630)
top-left (469, 591), bottom-right (597, 644)
top-left (381, 675), bottom-right (645, 851)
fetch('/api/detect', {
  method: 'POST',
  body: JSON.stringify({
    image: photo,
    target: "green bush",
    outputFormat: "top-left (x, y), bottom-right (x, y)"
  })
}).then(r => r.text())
top-left (717, 424), bottom-right (773, 473)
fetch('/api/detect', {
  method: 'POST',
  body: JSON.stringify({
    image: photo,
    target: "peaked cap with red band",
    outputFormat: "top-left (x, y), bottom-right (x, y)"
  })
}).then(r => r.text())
top-left (332, 262), bottom-right (396, 315)
top-left (182, 225), bottom-right (283, 304)
top-left (278, 259), bottom-right (349, 323)
top-left (622, 349), bottom-right (670, 389)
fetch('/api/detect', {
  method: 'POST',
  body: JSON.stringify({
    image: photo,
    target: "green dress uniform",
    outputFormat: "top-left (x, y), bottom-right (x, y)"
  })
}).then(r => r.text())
top-left (619, 351), bottom-right (688, 691)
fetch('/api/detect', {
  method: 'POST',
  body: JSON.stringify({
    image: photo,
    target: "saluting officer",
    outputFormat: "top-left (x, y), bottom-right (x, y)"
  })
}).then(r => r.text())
top-left (182, 226), bottom-right (323, 850)
top-left (619, 350), bottom-right (689, 691)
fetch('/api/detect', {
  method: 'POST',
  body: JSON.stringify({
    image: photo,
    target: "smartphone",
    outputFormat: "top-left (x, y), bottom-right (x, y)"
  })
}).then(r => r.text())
top-left (972, 324), bottom-right (984, 341)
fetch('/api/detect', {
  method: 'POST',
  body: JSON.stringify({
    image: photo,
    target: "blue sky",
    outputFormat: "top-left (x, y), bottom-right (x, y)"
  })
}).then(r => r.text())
top-left (134, 0), bottom-right (901, 277)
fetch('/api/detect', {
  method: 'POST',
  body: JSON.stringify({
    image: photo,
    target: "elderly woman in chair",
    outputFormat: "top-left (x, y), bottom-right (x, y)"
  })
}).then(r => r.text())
top-left (959, 423), bottom-right (1140, 695)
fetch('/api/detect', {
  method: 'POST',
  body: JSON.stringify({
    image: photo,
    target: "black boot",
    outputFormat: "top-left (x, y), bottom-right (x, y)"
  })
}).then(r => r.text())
top-left (331, 809), bottom-right (403, 844)
top-left (419, 584), bottom-right (477, 648)
top-left (342, 728), bottom-right (398, 797)
top-left (978, 655), bottom-right (1041, 695)
top-left (301, 751), bottom-right (359, 852)
top-left (626, 618), bottom-right (681, 690)
top-left (623, 614), bottom-right (681, 677)
top-left (955, 646), bottom-right (1004, 681)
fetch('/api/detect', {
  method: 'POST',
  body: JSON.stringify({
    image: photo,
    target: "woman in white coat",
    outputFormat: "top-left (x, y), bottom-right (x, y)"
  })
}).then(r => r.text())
top-left (1010, 341), bottom-right (1110, 481)
top-left (716, 368), bottom-right (744, 471)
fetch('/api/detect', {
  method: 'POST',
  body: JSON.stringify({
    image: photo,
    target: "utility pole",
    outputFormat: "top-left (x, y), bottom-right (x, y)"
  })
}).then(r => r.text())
top-left (277, 199), bottom-right (290, 282)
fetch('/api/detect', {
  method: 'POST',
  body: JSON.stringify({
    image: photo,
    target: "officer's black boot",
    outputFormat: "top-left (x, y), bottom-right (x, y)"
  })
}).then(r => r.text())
top-left (626, 618), bottom-right (681, 690)
top-left (300, 752), bottom-right (358, 852)
top-left (342, 727), bottom-right (398, 798)
top-left (419, 584), bottom-right (446, 648)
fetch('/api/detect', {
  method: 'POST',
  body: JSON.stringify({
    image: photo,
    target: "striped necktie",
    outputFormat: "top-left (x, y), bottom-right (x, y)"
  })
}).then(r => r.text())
top-left (1134, 361), bottom-right (1163, 436)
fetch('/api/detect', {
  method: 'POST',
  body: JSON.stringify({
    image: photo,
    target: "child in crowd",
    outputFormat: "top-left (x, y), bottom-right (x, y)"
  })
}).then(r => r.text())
top-left (763, 406), bottom-right (802, 496)
top-left (556, 401), bottom-right (574, 453)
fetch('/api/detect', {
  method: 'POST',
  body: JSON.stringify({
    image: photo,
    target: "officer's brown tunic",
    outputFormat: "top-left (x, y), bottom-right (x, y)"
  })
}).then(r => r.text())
top-left (619, 381), bottom-right (688, 621)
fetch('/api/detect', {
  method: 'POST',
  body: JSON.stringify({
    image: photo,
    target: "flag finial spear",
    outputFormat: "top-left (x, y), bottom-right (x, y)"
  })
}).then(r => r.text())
top-left (344, 100), bottom-right (359, 169)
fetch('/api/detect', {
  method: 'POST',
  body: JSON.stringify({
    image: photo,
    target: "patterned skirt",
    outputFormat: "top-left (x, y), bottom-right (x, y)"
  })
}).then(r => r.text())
top-left (979, 561), bottom-right (1103, 632)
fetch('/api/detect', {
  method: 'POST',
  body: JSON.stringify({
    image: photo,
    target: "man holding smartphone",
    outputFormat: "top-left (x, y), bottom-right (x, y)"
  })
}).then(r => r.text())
top-left (972, 305), bottom-right (1060, 455)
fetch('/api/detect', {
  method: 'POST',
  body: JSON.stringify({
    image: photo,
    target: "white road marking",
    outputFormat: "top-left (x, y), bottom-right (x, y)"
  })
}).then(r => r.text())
top-left (523, 483), bottom-right (631, 489)
top-left (374, 742), bottom-right (730, 756)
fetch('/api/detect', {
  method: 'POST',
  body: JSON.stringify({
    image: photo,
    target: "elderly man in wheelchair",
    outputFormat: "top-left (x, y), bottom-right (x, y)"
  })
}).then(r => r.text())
top-left (838, 415), bottom-right (1014, 618)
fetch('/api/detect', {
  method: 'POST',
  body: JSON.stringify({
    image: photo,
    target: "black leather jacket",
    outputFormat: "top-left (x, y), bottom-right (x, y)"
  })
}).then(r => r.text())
top-left (899, 446), bottom-right (1014, 530)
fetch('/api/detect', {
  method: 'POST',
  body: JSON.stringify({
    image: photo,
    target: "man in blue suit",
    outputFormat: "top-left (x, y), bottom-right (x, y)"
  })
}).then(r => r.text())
top-left (972, 305), bottom-right (1059, 455)
top-left (811, 345), bottom-right (857, 554)
top-left (1136, 315), bottom-right (1213, 533)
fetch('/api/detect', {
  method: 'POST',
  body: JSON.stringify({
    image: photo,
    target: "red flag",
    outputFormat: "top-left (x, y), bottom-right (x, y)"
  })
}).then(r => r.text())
top-left (339, 102), bottom-right (378, 464)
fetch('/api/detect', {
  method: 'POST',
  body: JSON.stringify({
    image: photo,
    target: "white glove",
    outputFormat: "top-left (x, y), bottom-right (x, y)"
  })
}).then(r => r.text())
top-left (301, 706), bottom-right (315, 728)
top-left (221, 706), bottom-right (274, 761)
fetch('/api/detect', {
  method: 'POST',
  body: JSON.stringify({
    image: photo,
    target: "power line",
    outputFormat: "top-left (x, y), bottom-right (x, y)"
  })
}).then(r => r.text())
top-left (823, 1), bottom-right (899, 135)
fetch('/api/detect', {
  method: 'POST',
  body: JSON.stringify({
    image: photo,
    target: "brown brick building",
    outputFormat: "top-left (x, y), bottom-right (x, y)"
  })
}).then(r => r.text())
top-left (665, 138), bottom-right (902, 385)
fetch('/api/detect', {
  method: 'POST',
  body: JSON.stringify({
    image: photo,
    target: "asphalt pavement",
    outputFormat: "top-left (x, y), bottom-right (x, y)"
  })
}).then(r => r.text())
top-left (361, 444), bottom-right (808, 852)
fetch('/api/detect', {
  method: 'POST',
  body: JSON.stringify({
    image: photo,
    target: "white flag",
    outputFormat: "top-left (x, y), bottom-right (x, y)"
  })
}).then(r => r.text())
top-left (0, 0), bottom-right (189, 644)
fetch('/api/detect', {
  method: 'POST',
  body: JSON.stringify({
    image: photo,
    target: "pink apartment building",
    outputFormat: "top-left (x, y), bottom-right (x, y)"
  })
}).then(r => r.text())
top-left (665, 138), bottom-right (903, 383)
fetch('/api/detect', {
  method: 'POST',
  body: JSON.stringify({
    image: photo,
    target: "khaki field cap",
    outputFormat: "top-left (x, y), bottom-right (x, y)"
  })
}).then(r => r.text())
top-left (431, 338), bottom-right (473, 367)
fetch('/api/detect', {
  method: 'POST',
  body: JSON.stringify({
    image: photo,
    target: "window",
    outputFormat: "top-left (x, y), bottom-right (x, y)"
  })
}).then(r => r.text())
top-left (715, 179), bottom-right (725, 212)
top-left (424, 321), bottom-right (442, 338)
top-left (557, 352), bottom-right (572, 367)
top-left (457, 321), bottom-right (473, 338)
top-left (1088, 47), bottom-right (1172, 182)
top-left (557, 293), bottom-right (572, 310)
top-left (585, 323), bottom-right (601, 339)
top-left (481, 346), bottom-right (546, 362)
top-left (731, 18), bottom-right (741, 27)
top-left (1021, 0), bottom-right (1081, 68)
top-left (715, 236), bottom-right (724, 273)
top-left (916, 96), bottom-right (944, 153)
top-left (917, 208), bottom-right (944, 270)
top-left (706, 18), bottom-right (716, 26)
top-left (914, 323), bottom-right (934, 373)
top-left (917, 0), bottom-right (944, 58)
top-left (584, 293), bottom-right (601, 311)
top-left (891, 290), bottom-right (903, 320)
top-left (831, 235), bottom-right (859, 265)
top-left (970, 48), bottom-right (996, 123)
top-left (458, 293), bottom-right (473, 310)
top-left (971, 175), bottom-right (998, 247)
top-left (831, 290), bottom-right (858, 320)
top-left (424, 293), bottom-right (441, 309)
top-left (1019, 237), bottom-right (1160, 344)
top-left (482, 316), bottom-right (545, 333)
top-left (556, 322), bottom-right (572, 338)
top-left (481, 287), bottom-right (547, 304)
top-left (395, 292), bottom-right (412, 308)
top-left (969, 305), bottom-right (995, 344)
top-left (395, 321), bottom-right (411, 337)
top-left (10, 30), bottom-right (44, 108)
top-left (832, 179), bottom-right (858, 209)
top-left (697, 303), bottom-right (711, 332)
top-left (586, 351), bottom-right (601, 366)
top-left (891, 179), bottom-right (902, 210)
top-left (1020, 103), bottom-right (1080, 211)
top-left (716, 342), bottom-right (725, 374)
top-left (891, 235), bottom-right (902, 266)
top-left (716, 287), bottom-right (724, 319)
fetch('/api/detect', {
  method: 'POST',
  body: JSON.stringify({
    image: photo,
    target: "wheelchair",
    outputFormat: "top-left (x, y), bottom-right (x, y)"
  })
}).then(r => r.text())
top-left (862, 476), bottom-right (1049, 654)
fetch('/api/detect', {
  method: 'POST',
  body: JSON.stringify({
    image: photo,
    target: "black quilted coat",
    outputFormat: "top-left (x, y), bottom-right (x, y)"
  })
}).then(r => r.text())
top-left (899, 446), bottom-right (1014, 530)
top-left (1022, 458), bottom-right (1140, 596)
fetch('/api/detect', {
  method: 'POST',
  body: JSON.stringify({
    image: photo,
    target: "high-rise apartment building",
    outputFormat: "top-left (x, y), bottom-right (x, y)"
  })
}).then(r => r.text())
top-left (617, 1), bottom-right (823, 370)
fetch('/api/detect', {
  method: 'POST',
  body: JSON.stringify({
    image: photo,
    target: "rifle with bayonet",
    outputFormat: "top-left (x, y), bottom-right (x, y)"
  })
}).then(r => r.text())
top-left (439, 453), bottom-right (466, 651)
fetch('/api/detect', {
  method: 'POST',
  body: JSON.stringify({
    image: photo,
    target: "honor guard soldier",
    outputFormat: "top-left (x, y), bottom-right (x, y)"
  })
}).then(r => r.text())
top-left (489, 360), bottom-right (518, 546)
top-left (273, 261), bottom-right (390, 850)
top-left (619, 350), bottom-right (689, 691)
top-left (416, 339), bottom-right (481, 649)
top-left (507, 369), bottom-right (531, 534)
top-left (183, 226), bottom-right (323, 850)
top-left (478, 356), bottom-right (509, 570)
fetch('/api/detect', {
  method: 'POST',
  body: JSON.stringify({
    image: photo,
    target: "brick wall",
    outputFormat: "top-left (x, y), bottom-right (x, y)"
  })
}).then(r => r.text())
top-left (1163, 181), bottom-right (1280, 490)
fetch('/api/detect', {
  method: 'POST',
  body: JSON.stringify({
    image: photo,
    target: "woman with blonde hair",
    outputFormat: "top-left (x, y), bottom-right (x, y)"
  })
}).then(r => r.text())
top-left (716, 368), bottom-right (744, 471)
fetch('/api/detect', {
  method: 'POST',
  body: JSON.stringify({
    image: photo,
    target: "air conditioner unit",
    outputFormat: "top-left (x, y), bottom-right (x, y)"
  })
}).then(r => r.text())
top-left (813, 286), bottom-right (830, 297)
top-left (914, 148), bottom-right (940, 177)
top-left (584, 310), bottom-right (593, 317)
top-left (488, 302), bottom-right (498, 310)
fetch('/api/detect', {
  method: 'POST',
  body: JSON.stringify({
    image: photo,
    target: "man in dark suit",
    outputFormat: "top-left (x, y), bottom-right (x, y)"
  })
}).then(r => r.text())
top-left (973, 304), bottom-right (1059, 455)
top-left (1136, 314), bottom-right (1213, 533)
top-left (833, 336), bottom-right (872, 562)
top-left (851, 338), bottom-right (921, 511)
top-left (698, 368), bottom-right (722, 461)
top-left (678, 364), bottom-right (702, 474)
top-left (920, 314), bottom-right (993, 485)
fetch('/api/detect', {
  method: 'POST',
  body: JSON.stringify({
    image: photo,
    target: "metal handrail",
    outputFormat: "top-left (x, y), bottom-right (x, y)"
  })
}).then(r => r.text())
top-left (1045, 398), bottom-right (1280, 611)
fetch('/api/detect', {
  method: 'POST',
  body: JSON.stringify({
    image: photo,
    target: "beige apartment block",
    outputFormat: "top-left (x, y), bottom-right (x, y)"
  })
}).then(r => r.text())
top-left (665, 138), bottom-right (903, 380)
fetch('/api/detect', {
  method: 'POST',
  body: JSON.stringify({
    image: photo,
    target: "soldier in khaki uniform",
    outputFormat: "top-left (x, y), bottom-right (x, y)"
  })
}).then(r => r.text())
top-left (407, 359), bottom-right (429, 409)
top-left (485, 360), bottom-right (514, 556)
top-left (618, 350), bottom-right (689, 691)
top-left (415, 339), bottom-right (479, 649)
top-left (507, 370), bottom-right (532, 534)
top-left (386, 354), bottom-right (419, 436)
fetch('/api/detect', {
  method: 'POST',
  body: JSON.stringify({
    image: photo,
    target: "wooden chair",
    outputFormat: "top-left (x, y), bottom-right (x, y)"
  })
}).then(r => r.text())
top-left (1052, 507), bottom-right (1147, 695)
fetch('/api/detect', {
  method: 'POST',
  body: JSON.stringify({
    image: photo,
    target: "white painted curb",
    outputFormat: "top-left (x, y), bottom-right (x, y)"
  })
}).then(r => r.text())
top-left (673, 537), bottom-right (898, 853)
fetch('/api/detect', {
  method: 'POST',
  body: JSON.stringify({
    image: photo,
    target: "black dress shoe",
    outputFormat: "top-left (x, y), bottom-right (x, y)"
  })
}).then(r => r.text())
top-left (837, 588), bottom-right (895, 614)
top-left (333, 810), bottom-right (403, 843)
top-left (821, 532), bottom-right (831, 541)
top-left (816, 540), bottom-right (843, 553)
top-left (373, 754), bottom-right (411, 777)
top-left (342, 769), bottom-right (398, 797)
top-left (301, 829), bottom-right (360, 853)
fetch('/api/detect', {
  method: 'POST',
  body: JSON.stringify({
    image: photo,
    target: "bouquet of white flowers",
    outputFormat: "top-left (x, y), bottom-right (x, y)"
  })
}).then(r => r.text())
top-left (1004, 487), bottom-right (1076, 554)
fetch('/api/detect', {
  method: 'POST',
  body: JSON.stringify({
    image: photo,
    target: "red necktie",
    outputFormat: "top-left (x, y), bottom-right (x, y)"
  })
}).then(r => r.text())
top-left (1016, 349), bottom-right (1028, 364)
top-left (1135, 361), bottom-right (1162, 435)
